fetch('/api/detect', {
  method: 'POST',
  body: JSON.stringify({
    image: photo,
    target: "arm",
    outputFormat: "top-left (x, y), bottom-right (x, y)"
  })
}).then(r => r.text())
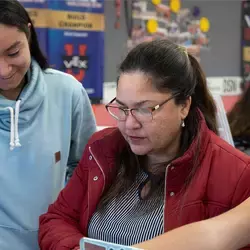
top-left (67, 86), bottom-right (96, 179)
top-left (231, 164), bottom-right (250, 207)
top-left (134, 164), bottom-right (250, 250)
top-left (230, 163), bottom-right (250, 249)
top-left (134, 197), bottom-right (250, 250)
top-left (39, 152), bottom-right (88, 250)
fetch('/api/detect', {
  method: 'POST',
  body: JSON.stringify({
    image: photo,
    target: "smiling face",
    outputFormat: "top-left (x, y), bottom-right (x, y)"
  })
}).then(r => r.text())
top-left (0, 24), bottom-right (31, 95)
top-left (116, 71), bottom-right (191, 162)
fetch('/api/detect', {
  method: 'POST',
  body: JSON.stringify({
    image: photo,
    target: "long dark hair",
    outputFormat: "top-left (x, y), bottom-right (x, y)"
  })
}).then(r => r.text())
top-left (0, 0), bottom-right (48, 70)
top-left (228, 85), bottom-right (250, 137)
top-left (101, 40), bottom-right (217, 206)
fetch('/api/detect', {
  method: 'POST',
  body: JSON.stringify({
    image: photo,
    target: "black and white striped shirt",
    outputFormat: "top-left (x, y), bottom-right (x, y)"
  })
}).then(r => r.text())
top-left (88, 170), bottom-right (164, 246)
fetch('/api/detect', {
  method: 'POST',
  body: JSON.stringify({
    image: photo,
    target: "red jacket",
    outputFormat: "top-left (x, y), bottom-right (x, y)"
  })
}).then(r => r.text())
top-left (39, 118), bottom-right (250, 250)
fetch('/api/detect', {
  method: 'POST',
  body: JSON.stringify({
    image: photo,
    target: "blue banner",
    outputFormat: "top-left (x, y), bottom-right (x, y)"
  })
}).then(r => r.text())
top-left (18, 0), bottom-right (104, 102)
top-left (47, 0), bottom-right (104, 102)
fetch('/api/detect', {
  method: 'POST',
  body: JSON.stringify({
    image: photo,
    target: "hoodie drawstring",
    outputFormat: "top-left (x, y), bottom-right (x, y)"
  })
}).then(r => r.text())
top-left (14, 100), bottom-right (21, 148)
top-left (6, 100), bottom-right (21, 151)
top-left (7, 107), bottom-right (15, 150)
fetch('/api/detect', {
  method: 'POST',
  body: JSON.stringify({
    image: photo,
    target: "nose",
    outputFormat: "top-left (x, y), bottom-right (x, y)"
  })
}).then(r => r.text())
top-left (0, 58), bottom-right (12, 78)
top-left (125, 112), bottom-right (142, 130)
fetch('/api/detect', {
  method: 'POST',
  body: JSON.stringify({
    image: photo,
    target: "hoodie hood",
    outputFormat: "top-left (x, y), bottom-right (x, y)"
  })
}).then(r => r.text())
top-left (0, 59), bottom-right (45, 150)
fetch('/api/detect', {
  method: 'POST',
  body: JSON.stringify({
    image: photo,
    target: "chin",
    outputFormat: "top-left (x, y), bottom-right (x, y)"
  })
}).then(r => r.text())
top-left (129, 144), bottom-right (152, 156)
top-left (0, 84), bottom-right (18, 91)
top-left (0, 79), bottom-right (19, 89)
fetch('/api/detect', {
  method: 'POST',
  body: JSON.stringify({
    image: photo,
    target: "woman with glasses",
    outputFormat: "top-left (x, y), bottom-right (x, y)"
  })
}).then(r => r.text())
top-left (39, 40), bottom-right (250, 250)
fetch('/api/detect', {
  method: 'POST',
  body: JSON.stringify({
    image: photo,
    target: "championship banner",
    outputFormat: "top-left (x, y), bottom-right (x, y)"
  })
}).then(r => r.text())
top-left (18, 0), bottom-right (48, 57)
top-left (47, 0), bottom-right (105, 103)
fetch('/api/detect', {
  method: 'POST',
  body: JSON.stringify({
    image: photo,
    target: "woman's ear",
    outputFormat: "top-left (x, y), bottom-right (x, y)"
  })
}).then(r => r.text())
top-left (180, 96), bottom-right (192, 120)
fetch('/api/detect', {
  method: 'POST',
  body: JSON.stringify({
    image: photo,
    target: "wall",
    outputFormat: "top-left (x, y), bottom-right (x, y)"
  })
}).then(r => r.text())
top-left (104, 0), bottom-right (242, 82)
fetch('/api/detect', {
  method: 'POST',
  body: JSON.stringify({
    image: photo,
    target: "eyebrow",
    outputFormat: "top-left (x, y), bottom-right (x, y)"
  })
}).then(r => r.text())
top-left (115, 98), bottom-right (152, 107)
top-left (6, 41), bottom-right (21, 52)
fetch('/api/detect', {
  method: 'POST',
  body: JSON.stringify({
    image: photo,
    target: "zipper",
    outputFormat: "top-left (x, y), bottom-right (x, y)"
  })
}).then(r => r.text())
top-left (88, 146), bottom-right (106, 194)
top-left (163, 164), bottom-right (171, 232)
top-left (87, 146), bottom-right (106, 223)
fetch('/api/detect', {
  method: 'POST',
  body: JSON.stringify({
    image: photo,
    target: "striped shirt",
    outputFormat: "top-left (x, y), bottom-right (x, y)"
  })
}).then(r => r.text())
top-left (88, 170), bottom-right (164, 246)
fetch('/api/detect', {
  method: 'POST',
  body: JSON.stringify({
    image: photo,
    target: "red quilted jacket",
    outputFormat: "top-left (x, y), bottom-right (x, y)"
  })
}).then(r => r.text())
top-left (39, 118), bottom-right (250, 250)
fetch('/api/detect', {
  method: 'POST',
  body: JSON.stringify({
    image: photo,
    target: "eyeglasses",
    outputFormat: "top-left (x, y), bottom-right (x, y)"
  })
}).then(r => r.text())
top-left (105, 94), bottom-right (179, 122)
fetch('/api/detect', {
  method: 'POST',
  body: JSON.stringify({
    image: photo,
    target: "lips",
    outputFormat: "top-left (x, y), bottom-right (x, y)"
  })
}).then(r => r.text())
top-left (127, 135), bottom-right (145, 139)
top-left (127, 135), bottom-right (146, 144)
top-left (2, 73), bottom-right (16, 80)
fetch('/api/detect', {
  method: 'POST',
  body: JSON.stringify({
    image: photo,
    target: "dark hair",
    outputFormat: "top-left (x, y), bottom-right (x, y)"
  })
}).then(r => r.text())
top-left (228, 85), bottom-right (250, 137)
top-left (0, 0), bottom-right (48, 70)
top-left (101, 40), bottom-right (218, 206)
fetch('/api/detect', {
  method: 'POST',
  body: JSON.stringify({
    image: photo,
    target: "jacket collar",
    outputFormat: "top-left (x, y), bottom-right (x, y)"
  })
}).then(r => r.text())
top-left (90, 111), bottom-right (212, 191)
top-left (168, 114), bottom-right (211, 190)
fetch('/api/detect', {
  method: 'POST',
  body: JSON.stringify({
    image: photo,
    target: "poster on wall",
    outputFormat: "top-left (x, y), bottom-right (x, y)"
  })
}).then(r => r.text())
top-left (128, 0), bottom-right (210, 61)
top-left (47, 0), bottom-right (104, 103)
top-left (242, 0), bottom-right (250, 89)
top-left (18, 0), bottom-right (48, 57)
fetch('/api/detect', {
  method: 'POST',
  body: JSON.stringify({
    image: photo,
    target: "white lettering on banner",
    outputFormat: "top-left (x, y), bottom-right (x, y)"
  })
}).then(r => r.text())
top-left (206, 77), bottom-right (242, 96)
top-left (63, 56), bottom-right (88, 69)
top-left (86, 88), bottom-right (95, 94)
top-left (64, 31), bottom-right (89, 37)
top-left (66, 0), bottom-right (102, 8)
top-left (18, 0), bottom-right (45, 2)
top-left (245, 15), bottom-right (250, 27)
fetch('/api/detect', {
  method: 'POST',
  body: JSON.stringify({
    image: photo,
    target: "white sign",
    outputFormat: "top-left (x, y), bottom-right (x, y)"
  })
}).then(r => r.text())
top-left (207, 77), bottom-right (242, 96)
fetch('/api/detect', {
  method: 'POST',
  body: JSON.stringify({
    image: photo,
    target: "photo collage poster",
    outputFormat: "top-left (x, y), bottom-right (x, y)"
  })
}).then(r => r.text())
top-left (128, 0), bottom-right (211, 61)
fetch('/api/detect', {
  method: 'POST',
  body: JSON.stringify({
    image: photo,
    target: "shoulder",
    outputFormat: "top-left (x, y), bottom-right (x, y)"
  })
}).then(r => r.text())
top-left (209, 132), bottom-right (250, 164)
top-left (79, 127), bottom-right (125, 168)
top-left (85, 127), bottom-right (127, 156)
top-left (206, 133), bottom-right (250, 198)
top-left (88, 127), bottom-right (122, 145)
top-left (196, 132), bottom-right (250, 207)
